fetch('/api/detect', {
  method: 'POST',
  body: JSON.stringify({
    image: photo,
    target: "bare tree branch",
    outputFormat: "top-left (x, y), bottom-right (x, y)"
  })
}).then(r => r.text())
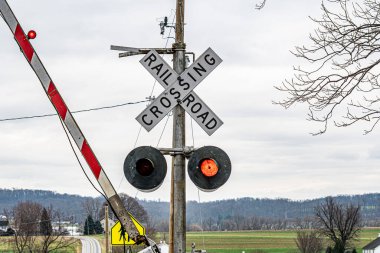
top-left (10, 202), bottom-right (77, 253)
top-left (295, 230), bottom-right (323, 253)
top-left (315, 197), bottom-right (361, 252)
top-left (276, 0), bottom-right (380, 134)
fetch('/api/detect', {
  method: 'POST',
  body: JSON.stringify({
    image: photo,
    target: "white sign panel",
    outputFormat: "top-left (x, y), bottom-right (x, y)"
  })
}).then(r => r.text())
top-left (139, 50), bottom-right (177, 89)
top-left (139, 50), bottom-right (223, 135)
top-left (136, 48), bottom-right (222, 134)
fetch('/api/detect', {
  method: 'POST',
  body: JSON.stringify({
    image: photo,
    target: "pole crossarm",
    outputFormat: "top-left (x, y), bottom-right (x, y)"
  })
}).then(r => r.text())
top-left (111, 45), bottom-right (175, 57)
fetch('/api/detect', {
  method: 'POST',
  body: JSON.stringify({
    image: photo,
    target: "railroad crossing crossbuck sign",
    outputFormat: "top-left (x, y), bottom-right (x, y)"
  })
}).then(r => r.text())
top-left (137, 48), bottom-right (223, 136)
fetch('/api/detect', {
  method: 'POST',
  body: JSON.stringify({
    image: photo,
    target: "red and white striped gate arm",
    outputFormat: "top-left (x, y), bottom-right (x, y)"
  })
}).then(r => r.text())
top-left (0, 0), bottom-right (116, 203)
top-left (0, 0), bottom-right (146, 243)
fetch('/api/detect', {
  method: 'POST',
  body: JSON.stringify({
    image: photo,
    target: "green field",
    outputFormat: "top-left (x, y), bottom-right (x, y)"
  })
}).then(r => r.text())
top-left (2, 229), bottom-right (380, 253)
top-left (181, 228), bottom-right (380, 253)
top-left (0, 237), bottom-right (81, 253)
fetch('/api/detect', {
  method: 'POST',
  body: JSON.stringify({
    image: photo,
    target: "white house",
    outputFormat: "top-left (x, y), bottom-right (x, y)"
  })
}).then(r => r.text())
top-left (100, 218), bottom-right (116, 232)
top-left (363, 235), bottom-right (380, 253)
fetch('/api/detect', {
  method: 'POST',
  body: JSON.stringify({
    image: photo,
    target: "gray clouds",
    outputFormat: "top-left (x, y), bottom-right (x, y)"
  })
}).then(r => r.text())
top-left (0, 0), bottom-right (378, 202)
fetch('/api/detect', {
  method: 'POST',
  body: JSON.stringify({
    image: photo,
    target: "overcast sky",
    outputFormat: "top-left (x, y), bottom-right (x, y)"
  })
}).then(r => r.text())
top-left (1, 0), bottom-right (379, 202)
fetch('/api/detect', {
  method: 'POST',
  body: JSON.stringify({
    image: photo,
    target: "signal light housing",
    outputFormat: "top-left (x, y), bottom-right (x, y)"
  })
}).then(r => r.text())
top-left (124, 146), bottom-right (167, 192)
top-left (188, 146), bottom-right (231, 192)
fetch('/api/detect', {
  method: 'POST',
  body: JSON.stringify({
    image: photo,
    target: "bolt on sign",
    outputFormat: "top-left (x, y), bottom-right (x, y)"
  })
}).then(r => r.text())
top-left (137, 48), bottom-right (223, 136)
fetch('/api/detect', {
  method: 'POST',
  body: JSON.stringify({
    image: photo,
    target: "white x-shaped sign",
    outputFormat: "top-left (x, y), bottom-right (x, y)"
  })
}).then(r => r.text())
top-left (136, 48), bottom-right (223, 136)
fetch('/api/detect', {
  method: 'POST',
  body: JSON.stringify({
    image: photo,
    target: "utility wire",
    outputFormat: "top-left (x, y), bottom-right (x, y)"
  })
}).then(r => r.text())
top-left (16, 219), bottom-right (53, 225)
top-left (190, 118), bottom-right (195, 148)
top-left (156, 113), bottom-right (172, 147)
top-left (58, 115), bottom-right (132, 236)
top-left (58, 116), bottom-right (107, 200)
top-left (0, 99), bottom-right (149, 122)
top-left (197, 189), bottom-right (206, 250)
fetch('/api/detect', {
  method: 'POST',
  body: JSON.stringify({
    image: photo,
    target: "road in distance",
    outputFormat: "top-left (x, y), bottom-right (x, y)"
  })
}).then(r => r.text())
top-left (79, 236), bottom-right (101, 253)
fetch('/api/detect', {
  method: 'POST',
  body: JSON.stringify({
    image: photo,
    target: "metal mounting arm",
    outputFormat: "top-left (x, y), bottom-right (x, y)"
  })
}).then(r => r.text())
top-left (111, 45), bottom-right (175, 57)
top-left (111, 45), bottom-right (195, 61)
top-left (158, 146), bottom-right (194, 157)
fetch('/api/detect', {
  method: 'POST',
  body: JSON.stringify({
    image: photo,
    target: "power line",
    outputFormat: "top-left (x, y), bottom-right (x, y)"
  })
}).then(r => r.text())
top-left (58, 110), bottom-right (127, 229)
top-left (0, 99), bottom-right (150, 122)
top-left (58, 116), bottom-right (107, 200)
top-left (156, 113), bottom-right (172, 147)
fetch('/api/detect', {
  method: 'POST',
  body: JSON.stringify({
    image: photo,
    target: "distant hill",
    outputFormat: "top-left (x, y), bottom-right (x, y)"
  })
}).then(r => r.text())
top-left (188, 194), bottom-right (380, 221)
top-left (0, 189), bottom-right (94, 223)
top-left (1, 189), bottom-right (380, 230)
top-left (141, 194), bottom-right (380, 230)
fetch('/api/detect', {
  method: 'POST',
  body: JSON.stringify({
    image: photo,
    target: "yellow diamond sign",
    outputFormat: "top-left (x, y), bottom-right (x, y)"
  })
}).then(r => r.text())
top-left (111, 212), bottom-right (146, 245)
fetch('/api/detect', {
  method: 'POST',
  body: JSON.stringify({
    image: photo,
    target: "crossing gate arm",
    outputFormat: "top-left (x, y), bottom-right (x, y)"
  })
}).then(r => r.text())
top-left (0, 0), bottom-right (150, 246)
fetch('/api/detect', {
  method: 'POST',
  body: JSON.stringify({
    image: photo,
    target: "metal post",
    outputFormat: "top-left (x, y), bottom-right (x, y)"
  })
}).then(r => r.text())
top-left (169, 0), bottom-right (186, 252)
top-left (105, 204), bottom-right (110, 253)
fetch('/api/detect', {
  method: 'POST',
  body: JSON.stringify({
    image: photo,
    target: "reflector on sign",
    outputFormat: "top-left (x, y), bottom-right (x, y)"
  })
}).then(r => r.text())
top-left (27, 30), bottom-right (36, 39)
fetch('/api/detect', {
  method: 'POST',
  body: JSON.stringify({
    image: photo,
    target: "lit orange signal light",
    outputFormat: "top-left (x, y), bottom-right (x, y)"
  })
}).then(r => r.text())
top-left (200, 159), bottom-right (218, 177)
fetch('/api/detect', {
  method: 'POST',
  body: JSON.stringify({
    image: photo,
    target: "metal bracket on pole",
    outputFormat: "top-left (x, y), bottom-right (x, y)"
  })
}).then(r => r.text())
top-left (110, 45), bottom-right (175, 58)
top-left (158, 146), bottom-right (194, 157)
top-left (110, 45), bottom-right (195, 61)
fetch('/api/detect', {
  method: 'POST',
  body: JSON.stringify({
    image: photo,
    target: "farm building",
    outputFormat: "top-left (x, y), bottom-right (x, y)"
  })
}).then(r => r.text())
top-left (100, 218), bottom-right (116, 231)
top-left (363, 235), bottom-right (380, 253)
top-left (0, 215), bottom-right (8, 231)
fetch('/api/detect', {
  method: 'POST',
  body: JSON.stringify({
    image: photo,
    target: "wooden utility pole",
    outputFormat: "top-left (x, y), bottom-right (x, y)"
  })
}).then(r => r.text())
top-left (169, 0), bottom-right (186, 252)
top-left (105, 204), bottom-right (110, 253)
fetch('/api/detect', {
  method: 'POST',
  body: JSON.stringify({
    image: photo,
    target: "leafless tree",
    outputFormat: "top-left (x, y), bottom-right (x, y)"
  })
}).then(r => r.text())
top-left (12, 201), bottom-right (42, 252)
top-left (82, 198), bottom-right (102, 221)
top-left (295, 216), bottom-right (318, 230)
top-left (204, 217), bottom-right (214, 231)
top-left (276, 0), bottom-right (380, 134)
top-left (315, 197), bottom-right (361, 252)
top-left (38, 209), bottom-right (76, 253)
top-left (156, 220), bottom-right (169, 232)
top-left (246, 216), bottom-right (261, 230)
top-left (273, 218), bottom-right (287, 230)
top-left (99, 193), bottom-right (154, 242)
top-left (119, 194), bottom-right (149, 223)
top-left (221, 218), bottom-right (236, 231)
top-left (232, 215), bottom-right (245, 230)
top-left (295, 230), bottom-right (323, 253)
top-left (99, 194), bottom-right (148, 223)
top-left (9, 202), bottom-right (76, 253)
top-left (145, 217), bottom-right (158, 240)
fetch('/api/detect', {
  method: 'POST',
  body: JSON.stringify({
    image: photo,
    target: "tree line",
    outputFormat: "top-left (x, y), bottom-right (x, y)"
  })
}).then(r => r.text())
top-left (2, 189), bottom-right (380, 232)
top-left (0, 190), bottom-right (365, 253)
